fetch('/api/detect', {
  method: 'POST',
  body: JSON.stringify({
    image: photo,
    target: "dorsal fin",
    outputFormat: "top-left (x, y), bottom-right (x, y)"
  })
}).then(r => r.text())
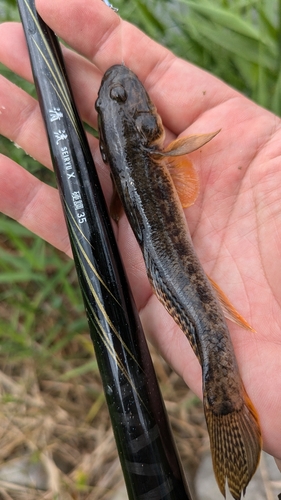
top-left (166, 156), bottom-right (199, 208)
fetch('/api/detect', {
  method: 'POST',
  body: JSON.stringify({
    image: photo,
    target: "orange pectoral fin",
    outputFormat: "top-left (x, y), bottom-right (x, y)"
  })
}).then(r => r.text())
top-left (157, 130), bottom-right (221, 157)
top-left (208, 275), bottom-right (255, 332)
top-left (151, 130), bottom-right (220, 207)
top-left (166, 156), bottom-right (199, 208)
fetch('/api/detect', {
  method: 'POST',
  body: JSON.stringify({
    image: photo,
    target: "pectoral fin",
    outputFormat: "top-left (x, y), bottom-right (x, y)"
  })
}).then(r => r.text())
top-left (208, 276), bottom-right (255, 332)
top-left (154, 130), bottom-right (221, 157)
top-left (166, 156), bottom-right (199, 208)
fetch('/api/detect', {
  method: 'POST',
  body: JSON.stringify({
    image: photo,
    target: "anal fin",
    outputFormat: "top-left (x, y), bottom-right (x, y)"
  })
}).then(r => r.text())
top-left (208, 276), bottom-right (255, 332)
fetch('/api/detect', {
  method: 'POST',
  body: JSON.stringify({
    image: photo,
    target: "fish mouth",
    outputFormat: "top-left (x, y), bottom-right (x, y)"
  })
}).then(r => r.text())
top-left (100, 64), bottom-right (140, 99)
top-left (102, 64), bottom-right (132, 85)
top-left (96, 65), bottom-right (131, 110)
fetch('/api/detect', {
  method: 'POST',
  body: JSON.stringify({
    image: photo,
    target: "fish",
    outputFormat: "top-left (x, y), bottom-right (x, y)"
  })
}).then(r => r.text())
top-left (95, 64), bottom-right (261, 500)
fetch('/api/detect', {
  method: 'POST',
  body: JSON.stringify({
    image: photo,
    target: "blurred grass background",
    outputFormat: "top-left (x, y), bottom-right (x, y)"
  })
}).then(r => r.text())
top-left (0, 0), bottom-right (280, 498)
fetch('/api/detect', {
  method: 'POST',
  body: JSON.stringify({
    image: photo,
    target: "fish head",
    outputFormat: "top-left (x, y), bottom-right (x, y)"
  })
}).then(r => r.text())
top-left (95, 64), bottom-right (164, 156)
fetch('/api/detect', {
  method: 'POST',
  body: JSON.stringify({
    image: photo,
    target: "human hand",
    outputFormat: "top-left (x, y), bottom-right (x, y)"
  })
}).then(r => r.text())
top-left (0, 0), bottom-right (281, 466)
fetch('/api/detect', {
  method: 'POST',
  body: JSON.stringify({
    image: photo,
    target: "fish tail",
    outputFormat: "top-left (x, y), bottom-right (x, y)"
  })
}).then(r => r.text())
top-left (204, 387), bottom-right (261, 500)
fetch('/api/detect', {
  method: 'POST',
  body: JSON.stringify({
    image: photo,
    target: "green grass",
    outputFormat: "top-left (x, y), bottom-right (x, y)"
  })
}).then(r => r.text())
top-left (0, 216), bottom-right (88, 361)
top-left (0, 0), bottom-right (280, 382)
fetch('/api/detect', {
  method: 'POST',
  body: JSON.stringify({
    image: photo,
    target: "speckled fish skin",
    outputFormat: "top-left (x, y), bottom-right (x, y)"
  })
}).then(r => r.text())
top-left (95, 64), bottom-right (261, 500)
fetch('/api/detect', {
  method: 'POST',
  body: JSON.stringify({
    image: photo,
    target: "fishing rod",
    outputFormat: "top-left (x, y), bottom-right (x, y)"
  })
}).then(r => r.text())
top-left (17, 0), bottom-right (193, 498)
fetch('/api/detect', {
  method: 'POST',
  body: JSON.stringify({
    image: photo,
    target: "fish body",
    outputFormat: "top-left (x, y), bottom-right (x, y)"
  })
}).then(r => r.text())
top-left (95, 64), bottom-right (261, 499)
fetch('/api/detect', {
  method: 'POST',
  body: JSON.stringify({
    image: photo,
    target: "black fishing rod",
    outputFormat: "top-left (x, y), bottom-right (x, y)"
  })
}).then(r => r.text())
top-left (17, 0), bottom-right (193, 498)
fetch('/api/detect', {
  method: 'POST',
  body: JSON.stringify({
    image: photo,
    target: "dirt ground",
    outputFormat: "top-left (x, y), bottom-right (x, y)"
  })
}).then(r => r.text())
top-left (0, 343), bottom-right (207, 500)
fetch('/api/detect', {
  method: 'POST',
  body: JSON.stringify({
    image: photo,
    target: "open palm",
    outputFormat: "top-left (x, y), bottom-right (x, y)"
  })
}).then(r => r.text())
top-left (1, 0), bottom-right (281, 465)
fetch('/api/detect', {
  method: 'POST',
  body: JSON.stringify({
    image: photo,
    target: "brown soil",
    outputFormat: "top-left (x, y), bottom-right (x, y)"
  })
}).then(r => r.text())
top-left (0, 342), bottom-right (208, 500)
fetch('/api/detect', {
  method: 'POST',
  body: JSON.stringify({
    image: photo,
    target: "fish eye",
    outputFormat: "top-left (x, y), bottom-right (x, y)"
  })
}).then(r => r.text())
top-left (110, 85), bottom-right (127, 103)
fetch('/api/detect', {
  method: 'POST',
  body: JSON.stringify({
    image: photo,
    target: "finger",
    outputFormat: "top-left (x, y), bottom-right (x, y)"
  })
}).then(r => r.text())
top-left (0, 22), bottom-right (102, 130)
top-left (0, 22), bottom-right (175, 145)
top-left (0, 74), bottom-right (146, 302)
top-left (35, 0), bottom-right (235, 134)
top-left (0, 23), bottom-right (33, 81)
top-left (0, 26), bottom-right (146, 290)
top-left (0, 75), bottom-right (52, 169)
top-left (35, 0), bottom-right (165, 78)
top-left (0, 73), bottom-right (112, 197)
top-left (0, 154), bottom-right (71, 256)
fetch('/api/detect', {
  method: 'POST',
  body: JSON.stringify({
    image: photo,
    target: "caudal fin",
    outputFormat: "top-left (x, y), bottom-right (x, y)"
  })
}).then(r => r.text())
top-left (204, 389), bottom-right (261, 500)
